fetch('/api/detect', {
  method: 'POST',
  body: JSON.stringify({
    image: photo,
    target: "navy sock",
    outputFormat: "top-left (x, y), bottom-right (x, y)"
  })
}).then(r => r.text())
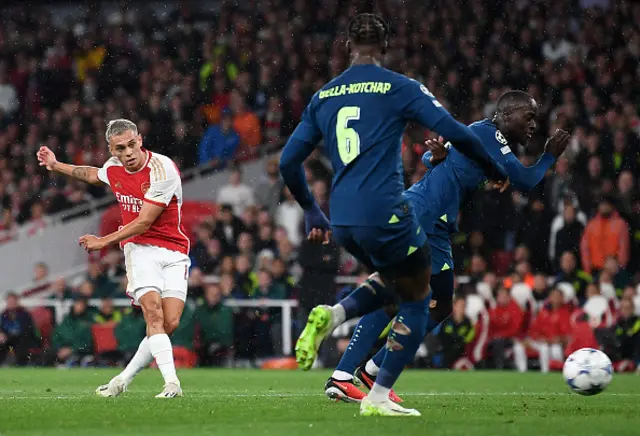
top-left (376, 297), bottom-right (430, 389)
top-left (339, 276), bottom-right (396, 320)
top-left (336, 308), bottom-right (391, 374)
top-left (371, 296), bottom-right (436, 370)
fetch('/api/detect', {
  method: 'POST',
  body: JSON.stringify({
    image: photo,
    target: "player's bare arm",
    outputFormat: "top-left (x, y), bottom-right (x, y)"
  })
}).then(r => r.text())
top-left (79, 201), bottom-right (165, 252)
top-left (37, 146), bottom-right (103, 185)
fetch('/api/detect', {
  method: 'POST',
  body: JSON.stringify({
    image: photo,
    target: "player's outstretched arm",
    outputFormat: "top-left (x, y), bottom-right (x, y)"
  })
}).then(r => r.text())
top-left (79, 202), bottom-right (164, 252)
top-left (503, 129), bottom-right (570, 192)
top-left (37, 146), bottom-right (103, 185)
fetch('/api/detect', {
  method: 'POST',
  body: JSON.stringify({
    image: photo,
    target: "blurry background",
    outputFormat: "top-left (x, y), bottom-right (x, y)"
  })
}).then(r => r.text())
top-left (0, 0), bottom-right (639, 372)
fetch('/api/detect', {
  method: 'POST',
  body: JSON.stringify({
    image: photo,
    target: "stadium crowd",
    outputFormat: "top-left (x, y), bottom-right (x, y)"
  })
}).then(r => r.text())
top-left (1, 0), bottom-right (640, 371)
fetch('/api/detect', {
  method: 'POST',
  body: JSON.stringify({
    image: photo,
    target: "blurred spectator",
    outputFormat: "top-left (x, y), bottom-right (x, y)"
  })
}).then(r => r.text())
top-left (611, 299), bottom-right (640, 372)
top-left (513, 288), bottom-right (571, 373)
top-left (0, 66), bottom-right (18, 116)
top-left (602, 256), bottom-right (631, 297)
top-left (297, 236), bottom-right (339, 326)
top-left (431, 297), bottom-right (475, 369)
top-left (51, 298), bottom-right (93, 366)
top-left (580, 197), bottom-right (630, 274)
top-left (488, 287), bottom-right (524, 369)
top-left (195, 284), bottom-right (234, 366)
top-left (198, 109), bottom-right (240, 167)
top-left (0, 208), bottom-right (18, 244)
top-left (229, 90), bottom-right (262, 153)
top-left (86, 263), bottom-right (118, 298)
top-left (93, 298), bottom-right (122, 324)
top-left (169, 305), bottom-right (195, 357)
top-left (213, 204), bottom-right (245, 255)
top-left (217, 168), bottom-right (255, 217)
top-left (255, 157), bottom-right (283, 217)
top-left (531, 273), bottom-right (550, 308)
top-left (548, 199), bottom-right (586, 266)
top-left (555, 251), bottom-right (592, 302)
top-left (0, 293), bottom-right (38, 365)
top-left (276, 188), bottom-right (303, 246)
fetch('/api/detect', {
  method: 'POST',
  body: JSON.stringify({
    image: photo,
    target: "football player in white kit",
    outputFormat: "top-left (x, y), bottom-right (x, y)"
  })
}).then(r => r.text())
top-left (37, 119), bottom-right (191, 398)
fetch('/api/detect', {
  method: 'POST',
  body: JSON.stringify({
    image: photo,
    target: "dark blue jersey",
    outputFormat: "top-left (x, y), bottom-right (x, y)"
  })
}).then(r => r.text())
top-left (280, 64), bottom-right (508, 227)
top-left (407, 118), bottom-right (555, 240)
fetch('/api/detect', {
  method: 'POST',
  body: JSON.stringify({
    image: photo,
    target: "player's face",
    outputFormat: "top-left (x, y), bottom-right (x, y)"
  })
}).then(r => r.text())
top-left (109, 129), bottom-right (145, 171)
top-left (506, 100), bottom-right (538, 145)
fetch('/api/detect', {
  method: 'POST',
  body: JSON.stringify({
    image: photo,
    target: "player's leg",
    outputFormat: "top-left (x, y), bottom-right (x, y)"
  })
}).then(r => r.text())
top-left (360, 218), bottom-right (432, 417)
top-left (325, 303), bottom-right (396, 403)
top-left (295, 228), bottom-right (397, 370)
top-left (356, 268), bottom-right (453, 401)
top-left (96, 244), bottom-right (162, 397)
top-left (151, 254), bottom-right (190, 398)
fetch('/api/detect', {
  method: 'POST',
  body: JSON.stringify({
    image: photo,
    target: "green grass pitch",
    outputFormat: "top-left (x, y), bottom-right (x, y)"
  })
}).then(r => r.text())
top-left (1, 369), bottom-right (639, 435)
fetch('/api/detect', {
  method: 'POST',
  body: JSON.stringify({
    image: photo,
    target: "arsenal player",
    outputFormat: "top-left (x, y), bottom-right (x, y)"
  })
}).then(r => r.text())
top-left (37, 119), bottom-right (189, 398)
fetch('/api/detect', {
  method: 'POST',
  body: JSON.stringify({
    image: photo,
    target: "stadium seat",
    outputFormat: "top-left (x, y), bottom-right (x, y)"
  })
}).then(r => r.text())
top-left (555, 282), bottom-right (578, 307)
top-left (510, 283), bottom-right (534, 311)
top-left (476, 282), bottom-right (496, 309)
top-left (29, 307), bottom-right (54, 347)
top-left (91, 324), bottom-right (118, 355)
top-left (598, 283), bottom-right (619, 310)
top-left (583, 296), bottom-right (614, 328)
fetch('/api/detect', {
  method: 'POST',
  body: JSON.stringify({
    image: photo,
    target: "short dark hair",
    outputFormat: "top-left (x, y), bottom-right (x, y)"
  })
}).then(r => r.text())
top-left (220, 204), bottom-right (233, 213)
top-left (496, 90), bottom-right (534, 115)
top-left (348, 13), bottom-right (389, 47)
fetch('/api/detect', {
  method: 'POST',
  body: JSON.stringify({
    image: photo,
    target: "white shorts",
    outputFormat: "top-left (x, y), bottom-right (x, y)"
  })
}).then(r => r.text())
top-left (124, 242), bottom-right (191, 306)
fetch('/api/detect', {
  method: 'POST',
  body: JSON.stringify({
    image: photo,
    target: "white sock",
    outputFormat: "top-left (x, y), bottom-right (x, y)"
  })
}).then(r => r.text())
top-left (368, 382), bottom-right (390, 402)
top-left (330, 304), bottom-right (346, 328)
top-left (331, 370), bottom-right (353, 381)
top-left (148, 333), bottom-right (179, 384)
top-left (119, 337), bottom-right (153, 384)
top-left (365, 359), bottom-right (380, 376)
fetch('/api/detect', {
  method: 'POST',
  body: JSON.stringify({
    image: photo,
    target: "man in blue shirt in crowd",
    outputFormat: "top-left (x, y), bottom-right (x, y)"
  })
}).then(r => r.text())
top-left (198, 109), bottom-right (240, 166)
top-left (279, 13), bottom-right (509, 417)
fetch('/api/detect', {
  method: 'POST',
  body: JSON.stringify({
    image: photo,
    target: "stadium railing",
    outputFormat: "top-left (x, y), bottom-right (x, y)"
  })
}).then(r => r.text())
top-left (16, 297), bottom-right (299, 356)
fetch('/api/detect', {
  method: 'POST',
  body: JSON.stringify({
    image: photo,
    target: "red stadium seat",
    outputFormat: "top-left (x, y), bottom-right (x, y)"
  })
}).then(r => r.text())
top-left (92, 323), bottom-right (118, 355)
top-left (30, 307), bottom-right (54, 347)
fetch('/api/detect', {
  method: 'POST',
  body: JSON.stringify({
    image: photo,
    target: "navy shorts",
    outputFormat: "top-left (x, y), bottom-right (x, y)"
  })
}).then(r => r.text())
top-left (332, 207), bottom-right (428, 275)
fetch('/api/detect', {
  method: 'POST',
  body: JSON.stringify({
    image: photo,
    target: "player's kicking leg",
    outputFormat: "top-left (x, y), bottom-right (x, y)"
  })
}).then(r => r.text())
top-left (295, 272), bottom-right (397, 371)
top-left (97, 292), bottom-right (184, 398)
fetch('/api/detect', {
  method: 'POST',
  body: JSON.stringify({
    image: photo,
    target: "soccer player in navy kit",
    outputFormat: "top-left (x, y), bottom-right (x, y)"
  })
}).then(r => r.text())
top-left (279, 13), bottom-right (508, 417)
top-left (324, 91), bottom-right (570, 403)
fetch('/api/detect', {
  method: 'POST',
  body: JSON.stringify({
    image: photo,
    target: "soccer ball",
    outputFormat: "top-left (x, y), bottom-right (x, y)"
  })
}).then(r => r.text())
top-left (562, 348), bottom-right (613, 396)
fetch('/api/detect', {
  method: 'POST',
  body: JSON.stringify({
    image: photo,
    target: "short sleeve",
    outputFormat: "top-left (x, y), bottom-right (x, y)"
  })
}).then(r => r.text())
top-left (144, 156), bottom-right (180, 206)
top-left (97, 157), bottom-right (120, 186)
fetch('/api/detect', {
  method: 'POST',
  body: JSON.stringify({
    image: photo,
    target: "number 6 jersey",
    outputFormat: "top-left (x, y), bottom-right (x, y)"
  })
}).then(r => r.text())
top-left (289, 64), bottom-right (450, 226)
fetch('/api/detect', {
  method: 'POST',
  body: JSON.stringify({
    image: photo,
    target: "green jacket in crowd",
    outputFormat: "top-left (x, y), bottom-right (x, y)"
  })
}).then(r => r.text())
top-left (52, 310), bottom-right (94, 353)
top-left (194, 300), bottom-right (234, 347)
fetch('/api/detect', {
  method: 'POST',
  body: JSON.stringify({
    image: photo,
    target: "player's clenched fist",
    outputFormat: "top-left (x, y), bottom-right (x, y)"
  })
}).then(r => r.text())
top-left (544, 129), bottom-right (571, 158)
top-left (37, 146), bottom-right (58, 170)
top-left (79, 234), bottom-right (106, 252)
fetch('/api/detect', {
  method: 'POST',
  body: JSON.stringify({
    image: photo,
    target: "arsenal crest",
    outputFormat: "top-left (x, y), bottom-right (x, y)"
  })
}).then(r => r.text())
top-left (114, 181), bottom-right (122, 189)
top-left (141, 182), bottom-right (150, 194)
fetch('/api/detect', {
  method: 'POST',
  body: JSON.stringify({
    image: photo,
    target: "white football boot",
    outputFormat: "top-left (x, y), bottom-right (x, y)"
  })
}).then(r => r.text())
top-left (155, 381), bottom-right (183, 398)
top-left (360, 396), bottom-right (421, 417)
top-left (95, 376), bottom-right (127, 397)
